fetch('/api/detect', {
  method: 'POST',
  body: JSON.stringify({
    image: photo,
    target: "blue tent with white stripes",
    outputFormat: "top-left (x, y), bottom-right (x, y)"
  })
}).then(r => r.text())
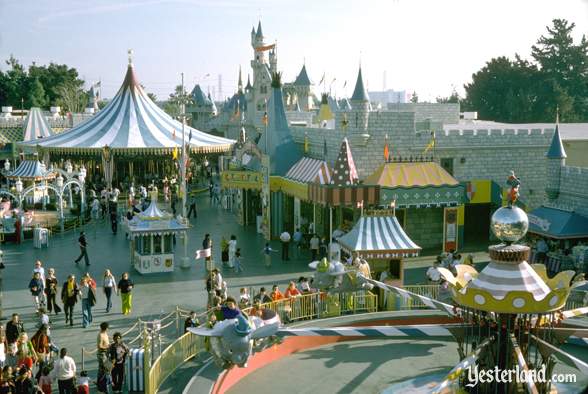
top-left (19, 63), bottom-right (234, 155)
top-left (22, 108), bottom-right (53, 141)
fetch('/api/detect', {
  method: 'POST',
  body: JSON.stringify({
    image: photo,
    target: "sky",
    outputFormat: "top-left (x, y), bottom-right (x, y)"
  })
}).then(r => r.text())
top-left (1, 0), bottom-right (588, 102)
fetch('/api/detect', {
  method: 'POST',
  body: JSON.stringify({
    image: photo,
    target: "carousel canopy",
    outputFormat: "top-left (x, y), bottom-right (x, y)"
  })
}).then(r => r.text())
top-left (285, 157), bottom-right (331, 184)
top-left (7, 160), bottom-right (55, 180)
top-left (138, 200), bottom-right (171, 220)
top-left (22, 108), bottom-right (53, 141)
top-left (338, 214), bottom-right (421, 259)
top-left (19, 63), bottom-right (234, 154)
top-left (467, 260), bottom-right (551, 301)
top-left (128, 200), bottom-right (188, 237)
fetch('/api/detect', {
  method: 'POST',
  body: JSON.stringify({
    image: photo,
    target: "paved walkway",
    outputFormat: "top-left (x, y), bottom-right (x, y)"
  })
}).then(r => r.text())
top-left (1, 193), bottom-right (491, 389)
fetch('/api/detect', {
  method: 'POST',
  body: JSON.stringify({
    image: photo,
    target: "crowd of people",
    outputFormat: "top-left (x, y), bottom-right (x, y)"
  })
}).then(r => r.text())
top-left (0, 317), bottom-right (130, 394)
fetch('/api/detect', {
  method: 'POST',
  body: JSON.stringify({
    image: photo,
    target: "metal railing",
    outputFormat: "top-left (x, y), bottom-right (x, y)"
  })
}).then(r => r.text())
top-left (145, 291), bottom-right (377, 394)
top-left (399, 285), bottom-right (442, 309)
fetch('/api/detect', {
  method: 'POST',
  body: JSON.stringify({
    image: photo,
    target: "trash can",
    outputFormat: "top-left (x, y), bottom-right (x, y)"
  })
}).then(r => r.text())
top-left (127, 348), bottom-right (144, 392)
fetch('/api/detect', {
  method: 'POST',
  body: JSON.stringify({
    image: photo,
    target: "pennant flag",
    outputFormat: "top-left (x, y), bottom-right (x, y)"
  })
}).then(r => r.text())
top-left (304, 133), bottom-right (309, 154)
top-left (323, 138), bottom-right (328, 160)
top-left (423, 131), bottom-right (436, 154)
top-left (195, 248), bottom-right (212, 260)
top-left (262, 111), bottom-right (269, 126)
top-left (343, 80), bottom-right (347, 88)
top-left (319, 73), bottom-right (325, 85)
top-left (384, 142), bottom-right (389, 162)
top-left (172, 147), bottom-right (178, 160)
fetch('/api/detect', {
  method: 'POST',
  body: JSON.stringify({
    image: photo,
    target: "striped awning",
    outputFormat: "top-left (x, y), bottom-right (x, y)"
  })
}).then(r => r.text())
top-left (22, 108), bottom-right (53, 141)
top-left (308, 183), bottom-right (380, 207)
top-left (467, 261), bottom-right (551, 300)
top-left (285, 157), bottom-right (331, 184)
top-left (19, 64), bottom-right (234, 154)
top-left (365, 161), bottom-right (459, 188)
top-left (7, 160), bottom-right (55, 180)
top-left (338, 215), bottom-right (421, 259)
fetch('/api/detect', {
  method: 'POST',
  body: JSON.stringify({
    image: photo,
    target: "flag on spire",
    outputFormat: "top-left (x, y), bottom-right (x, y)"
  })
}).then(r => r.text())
top-left (172, 147), bottom-right (178, 160)
top-left (304, 132), bottom-right (309, 154)
top-left (384, 135), bottom-right (390, 162)
top-left (262, 111), bottom-right (268, 126)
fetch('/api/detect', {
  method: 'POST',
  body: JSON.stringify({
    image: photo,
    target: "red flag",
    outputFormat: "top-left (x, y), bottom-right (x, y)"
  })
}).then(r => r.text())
top-left (384, 143), bottom-right (389, 162)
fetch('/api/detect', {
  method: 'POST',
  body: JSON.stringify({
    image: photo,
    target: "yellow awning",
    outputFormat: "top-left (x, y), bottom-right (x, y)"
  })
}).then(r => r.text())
top-left (365, 162), bottom-right (459, 188)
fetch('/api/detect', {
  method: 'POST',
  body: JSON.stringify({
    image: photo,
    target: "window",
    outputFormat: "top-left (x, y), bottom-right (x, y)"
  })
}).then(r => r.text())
top-left (440, 158), bottom-right (454, 176)
top-left (260, 85), bottom-right (267, 94)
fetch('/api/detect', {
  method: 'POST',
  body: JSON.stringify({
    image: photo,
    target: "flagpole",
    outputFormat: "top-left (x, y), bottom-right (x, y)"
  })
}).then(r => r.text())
top-left (180, 72), bottom-right (189, 268)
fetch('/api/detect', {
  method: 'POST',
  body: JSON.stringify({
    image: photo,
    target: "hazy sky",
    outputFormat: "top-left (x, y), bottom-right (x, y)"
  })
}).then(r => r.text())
top-left (1, 0), bottom-right (587, 102)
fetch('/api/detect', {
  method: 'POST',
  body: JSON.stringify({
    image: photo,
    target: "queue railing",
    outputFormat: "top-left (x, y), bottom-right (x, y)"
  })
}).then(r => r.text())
top-left (145, 290), bottom-right (377, 393)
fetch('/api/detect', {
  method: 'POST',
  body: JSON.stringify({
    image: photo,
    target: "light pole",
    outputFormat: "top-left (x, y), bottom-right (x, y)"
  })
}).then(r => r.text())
top-left (180, 73), bottom-right (189, 268)
top-left (65, 161), bottom-right (73, 208)
top-left (79, 166), bottom-right (86, 224)
top-left (56, 174), bottom-right (64, 232)
top-left (0, 250), bottom-right (4, 320)
top-left (15, 178), bottom-right (23, 207)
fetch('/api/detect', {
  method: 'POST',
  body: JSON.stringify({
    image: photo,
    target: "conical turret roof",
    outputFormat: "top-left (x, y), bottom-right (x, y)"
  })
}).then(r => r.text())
top-left (546, 124), bottom-right (567, 159)
top-left (22, 108), bottom-right (53, 141)
top-left (351, 67), bottom-right (369, 102)
top-left (257, 83), bottom-right (301, 176)
top-left (294, 64), bottom-right (311, 86)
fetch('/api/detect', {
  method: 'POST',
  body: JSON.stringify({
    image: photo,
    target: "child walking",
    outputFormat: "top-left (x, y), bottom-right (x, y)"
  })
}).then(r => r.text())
top-left (234, 249), bottom-right (243, 274)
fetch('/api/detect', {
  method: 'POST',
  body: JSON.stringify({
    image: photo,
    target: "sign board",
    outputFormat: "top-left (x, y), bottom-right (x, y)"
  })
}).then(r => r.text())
top-left (221, 170), bottom-right (263, 190)
top-left (443, 207), bottom-right (458, 252)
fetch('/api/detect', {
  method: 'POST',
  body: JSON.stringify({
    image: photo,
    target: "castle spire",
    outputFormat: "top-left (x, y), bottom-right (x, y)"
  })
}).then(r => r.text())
top-left (546, 120), bottom-right (567, 159)
top-left (238, 66), bottom-right (243, 93)
top-left (256, 20), bottom-right (263, 38)
top-left (351, 66), bottom-right (369, 102)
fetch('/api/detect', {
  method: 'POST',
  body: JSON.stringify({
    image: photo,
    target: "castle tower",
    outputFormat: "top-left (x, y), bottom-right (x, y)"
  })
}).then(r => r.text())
top-left (348, 67), bottom-right (370, 144)
top-left (545, 123), bottom-right (567, 201)
top-left (238, 66), bottom-right (243, 93)
top-left (293, 64), bottom-right (312, 111)
top-left (248, 21), bottom-right (273, 122)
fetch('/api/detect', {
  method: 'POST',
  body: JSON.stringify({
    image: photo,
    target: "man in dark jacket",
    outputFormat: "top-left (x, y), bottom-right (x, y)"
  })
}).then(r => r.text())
top-left (74, 231), bottom-right (90, 266)
top-left (6, 313), bottom-right (24, 344)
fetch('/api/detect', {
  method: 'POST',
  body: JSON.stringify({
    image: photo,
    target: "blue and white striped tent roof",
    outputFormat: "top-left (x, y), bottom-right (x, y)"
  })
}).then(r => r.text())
top-left (19, 64), bottom-right (234, 154)
top-left (7, 160), bottom-right (55, 180)
top-left (22, 108), bottom-right (53, 141)
top-left (338, 215), bottom-right (421, 259)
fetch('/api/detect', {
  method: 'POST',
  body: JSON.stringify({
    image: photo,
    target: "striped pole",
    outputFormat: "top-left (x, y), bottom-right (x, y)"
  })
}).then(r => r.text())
top-left (562, 306), bottom-right (588, 319)
top-left (531, 334), bottom-right (588, 375)
top-left (359, 275), bottom-right (458, 317)
top-left (431, 336), bottom-right (493, 394)
top-left (277, 324), bottom-right (462, 339)
top-left (510, 334), bottom-right (539, 394)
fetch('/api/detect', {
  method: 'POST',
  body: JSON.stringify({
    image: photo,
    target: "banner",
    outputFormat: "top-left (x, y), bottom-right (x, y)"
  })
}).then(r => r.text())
top-left (221, 170), bottom-right (263, 190)
top-left (443, 207), bottom-right (458, 252)
top-left (195, 248), bottom-right (211, 260)
top-left (254, 43), bottom-right (276, 52)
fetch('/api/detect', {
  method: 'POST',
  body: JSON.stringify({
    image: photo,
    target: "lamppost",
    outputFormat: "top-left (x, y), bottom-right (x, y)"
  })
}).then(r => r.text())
top-left (65, 161), bottom-right (74, 208)
top-left (15, 178), bottom-right (23, 207)
top-left (0, 250), bottom-right (4, 320)
top-left (180, 73), bottom-right (189, 268)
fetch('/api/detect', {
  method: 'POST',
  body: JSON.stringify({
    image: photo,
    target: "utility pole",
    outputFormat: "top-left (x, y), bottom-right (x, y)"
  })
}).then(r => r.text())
top-left (180, 73), bottom-right (189, 268)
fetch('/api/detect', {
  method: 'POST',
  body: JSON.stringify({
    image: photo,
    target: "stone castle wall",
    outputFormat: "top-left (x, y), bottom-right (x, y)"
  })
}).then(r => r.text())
top-left (293, 109), bottom-right (556, 209)
top-left (558, 165), bottom-right (588, 216)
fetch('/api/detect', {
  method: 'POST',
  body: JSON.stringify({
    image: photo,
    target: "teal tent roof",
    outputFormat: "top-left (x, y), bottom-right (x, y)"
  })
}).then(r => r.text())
top-left (351, 67), bottom-right (369, 102)
top-left (546, 124), bottom-right (567, 159)
top-left (294, 64), bottom-right (311, 86)
top-left (528, 206), bottom-right (588, 239)
top-left (257, 85), bottom-right (301, 176)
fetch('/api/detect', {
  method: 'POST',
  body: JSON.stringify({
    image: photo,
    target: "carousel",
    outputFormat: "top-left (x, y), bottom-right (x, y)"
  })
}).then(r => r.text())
top-left (126, 196), bottom-right (189, 274)
top-left (18, 52), bottom-right (234, 188)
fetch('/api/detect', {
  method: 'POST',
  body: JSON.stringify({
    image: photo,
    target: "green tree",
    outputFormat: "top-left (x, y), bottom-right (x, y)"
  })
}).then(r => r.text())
top-left (531, 18), bottom-right (588, 120)
top-left (436, 89), bottom-right (461, 104)
top-left (410, 91), bottom-right (419, 103)
top-left (55, 82), bottom-right (87, 114)
top-left (164, 84), bottom-right (191, 119)
top-left (147, 92), bottom-right (157, 102)
top-left (27, 77), bottom-right (48, 108)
